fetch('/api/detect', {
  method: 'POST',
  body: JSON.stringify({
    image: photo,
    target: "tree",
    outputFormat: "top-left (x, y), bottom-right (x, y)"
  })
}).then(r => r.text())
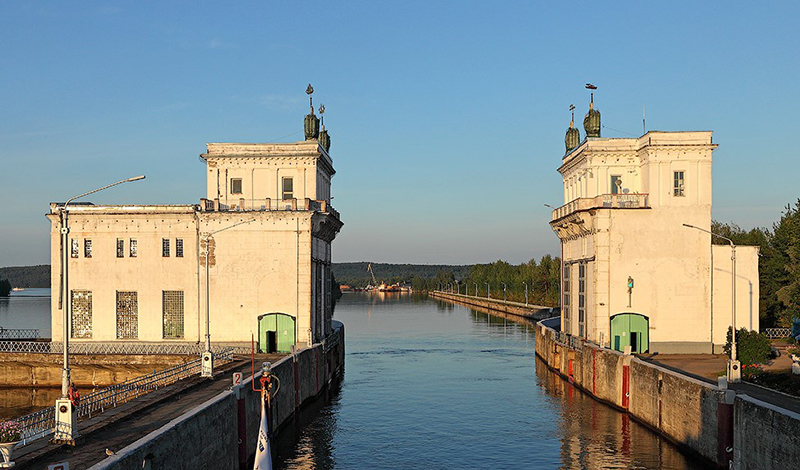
top-left (0, 279), bottom-right (11, 297)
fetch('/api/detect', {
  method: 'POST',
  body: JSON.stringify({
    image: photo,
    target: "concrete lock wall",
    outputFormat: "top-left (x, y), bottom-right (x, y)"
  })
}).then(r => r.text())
top-left (733, 395), bottom-right (800, 470)
top-left (428, 291), bottom-right (554, 320)
top-left (534, 318), bottom-right (800, 469)
top-left (90, 324), bottom-right (344, 470)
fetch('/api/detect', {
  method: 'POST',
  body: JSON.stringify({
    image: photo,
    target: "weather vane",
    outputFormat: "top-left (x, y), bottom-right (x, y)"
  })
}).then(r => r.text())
top-left (569, 104), bottom-right (575, 126)
top-left (319, 104), bottom-right (325, 126)
top-left (585, 83), bottom-right (597, 107)
top-left (306, 84), bottom-right (314, 112)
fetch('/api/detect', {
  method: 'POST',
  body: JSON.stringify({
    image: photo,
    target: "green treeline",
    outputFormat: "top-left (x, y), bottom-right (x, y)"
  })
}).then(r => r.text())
top-left (332, 262), bottom-right (471, 288)
top-left (448, 256), bottom-right (561, 306)
top-left (713, 199), bottom-right (800, 328)
top-left (0, 265), bottom-right (50, 289)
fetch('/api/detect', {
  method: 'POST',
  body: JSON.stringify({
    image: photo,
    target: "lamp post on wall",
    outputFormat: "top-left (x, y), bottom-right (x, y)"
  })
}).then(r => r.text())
top-left (523, 281), bottom-right (528, 306)
top-left (682, 223), bottom-right (740, 383)
top-left (201, 218), bottom-right (256, 378)
top-left (55, 175), bottom-right (145, 444)
top-left (502, 283), bottom-right (507, 302)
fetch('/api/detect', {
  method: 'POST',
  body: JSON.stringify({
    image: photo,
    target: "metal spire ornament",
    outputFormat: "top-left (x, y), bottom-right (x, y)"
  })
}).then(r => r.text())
top-left (306, 84), bottom-right (314, 113)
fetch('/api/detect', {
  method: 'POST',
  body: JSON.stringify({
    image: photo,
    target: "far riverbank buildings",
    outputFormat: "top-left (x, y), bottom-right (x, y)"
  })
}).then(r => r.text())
top-left (48, 97), bottom-right (342, 352)
top-left (551, 96), bottom-right (758, 354)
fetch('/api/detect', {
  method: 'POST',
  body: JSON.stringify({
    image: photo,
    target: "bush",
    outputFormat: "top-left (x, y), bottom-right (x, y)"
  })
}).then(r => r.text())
top-left (724, 327), bottom-right (771, 365)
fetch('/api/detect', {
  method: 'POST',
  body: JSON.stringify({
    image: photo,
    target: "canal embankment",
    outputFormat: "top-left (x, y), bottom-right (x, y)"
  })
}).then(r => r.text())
top-left (83, 322), bottom-right (345, 470)
top-left (428, 290), bottom-right (556, 321)
top-left (534, 318), bottom-right (800, 470)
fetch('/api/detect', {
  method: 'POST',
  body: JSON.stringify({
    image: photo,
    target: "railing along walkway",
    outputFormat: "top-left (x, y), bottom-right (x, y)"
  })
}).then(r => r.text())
top-left (7, 348), bottom-right (234, 447)
top-left (0, 327), bottom-right (40, 340)
top-left (0, 341), bottom-right (249, 355)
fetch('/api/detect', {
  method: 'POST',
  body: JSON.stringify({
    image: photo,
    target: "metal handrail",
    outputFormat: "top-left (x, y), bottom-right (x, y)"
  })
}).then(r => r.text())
top-left (0, 328), bottom-right (40, 340)
top-left (6, 347), bottom-right (234, 446)
top-left (0, 341), bottom-right (245, 355)
top-left (552, 193), bottom-right (649, 221)
top-left (763, 328), bottom-right (792, 339)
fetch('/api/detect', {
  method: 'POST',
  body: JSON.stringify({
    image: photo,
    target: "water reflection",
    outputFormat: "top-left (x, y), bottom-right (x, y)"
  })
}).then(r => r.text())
top-left (274, 294), bottom-right (708, 469)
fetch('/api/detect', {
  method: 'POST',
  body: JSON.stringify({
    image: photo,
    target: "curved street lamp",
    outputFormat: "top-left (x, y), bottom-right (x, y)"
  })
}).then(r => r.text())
top-left (202, 218), bottom-right (257, 377)
top-left (683, 223), bottom-right (740, 383)
top-left (56, 175), bottom-right (145, 443)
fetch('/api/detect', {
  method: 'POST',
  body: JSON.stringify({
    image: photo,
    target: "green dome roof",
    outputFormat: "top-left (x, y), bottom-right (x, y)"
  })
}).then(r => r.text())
top-left (565, 126), bottom-right (580, 152)
top-left (583, 107), bottom-right (601, 138)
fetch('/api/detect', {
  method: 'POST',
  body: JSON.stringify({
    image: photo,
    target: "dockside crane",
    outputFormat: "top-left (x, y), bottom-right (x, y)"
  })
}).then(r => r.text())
top-left (367, 263), bottom-right (378, 288)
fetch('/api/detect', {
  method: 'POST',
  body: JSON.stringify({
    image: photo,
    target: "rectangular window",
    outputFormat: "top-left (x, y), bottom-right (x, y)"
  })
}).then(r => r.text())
top-left (70, 239), bottom-right (79, 258)
top-left (162, 290), bottom-right (185, 339)
top-left (84, 239), bottom-right (92, 258)
top-left (116, 238), bottom-right (124, 258)
top-left (282, 177), bottom-right (294, 199)
top-left (674, 171), bottom-right (685, 197)
top-left (71, 290), bottom-right (92, 339)
top-left (130, 239), bottom-right (137, 258)
top-left (563, 264), bottom-right (571, 333)
top-left (162, 238), bottom-right (170, 257)
top-left (230, 178), bottom-right (243, 194)
top-left (578, 262), bottom-right (586, 338)
top-left (610, 175), bottom-right (622, 195)
top-left (116, 291), bottom-right (138, 339)
top-left (176, 238), bottom-right (184, 258)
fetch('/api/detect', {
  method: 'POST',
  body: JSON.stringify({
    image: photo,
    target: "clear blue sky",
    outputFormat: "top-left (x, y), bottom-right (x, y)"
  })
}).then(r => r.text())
top-left (1, 1), bottom-right (798, 267)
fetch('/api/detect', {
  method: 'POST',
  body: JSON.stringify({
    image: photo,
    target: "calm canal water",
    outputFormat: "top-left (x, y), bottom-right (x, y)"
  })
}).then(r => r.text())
top-left (1, 290), bottom-right (708, 468)
top-left (273, 293), bottom-right (708, 469)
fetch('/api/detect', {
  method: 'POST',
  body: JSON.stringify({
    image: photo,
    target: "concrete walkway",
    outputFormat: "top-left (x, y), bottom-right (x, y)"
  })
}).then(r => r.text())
top-left (14, 354), bottom-right (284, 470)
top-left (638, 353), bottom-right (800, 414)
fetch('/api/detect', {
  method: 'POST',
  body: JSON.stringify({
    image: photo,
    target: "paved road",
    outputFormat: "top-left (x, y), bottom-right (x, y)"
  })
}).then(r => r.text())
top-left (639, 353), bottom-right (800, 414)
top-left (15, 354), bottom-right (284, 470)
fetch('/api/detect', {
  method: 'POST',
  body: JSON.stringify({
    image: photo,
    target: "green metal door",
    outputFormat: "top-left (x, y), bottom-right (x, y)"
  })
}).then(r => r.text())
top-left (258, 313), bottom-right (296, 353)
top-left (609, 313), bottom-right (649, 353)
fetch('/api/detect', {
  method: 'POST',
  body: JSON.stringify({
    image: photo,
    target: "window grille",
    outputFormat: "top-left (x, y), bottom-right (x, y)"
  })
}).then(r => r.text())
top-left (116, 238), bottom-right (124, 258)
top-left (84, 239), bottom-right (92, 258)
top-left (230, 178), bottom-right (243, 194)
top-left (130, 239), bottom-right (137, 258)
top-left (162, 291), bottom-right (184, 339)
top-left (116, 291), bottom-right (138, 339)
top-left (563, 264), bottom-right (571, 333)
top-left (176, 239), bottom-right (184, 258)
top-left (673, 171), bottom-right (685, 197)
top-left (578, 262), bottom-right (586, 338)
top-left (71, 239), bottom-right (79, 258)
top-left (71, 290), bottom-right (92, 338)
top-left (162, 238), bottom-right (170, 257)
top-left (282, 177), bottom-right (294, 199)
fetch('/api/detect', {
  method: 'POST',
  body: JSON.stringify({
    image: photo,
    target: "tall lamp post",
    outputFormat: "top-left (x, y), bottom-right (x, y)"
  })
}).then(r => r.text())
top-left (474, 282), bottom-right (478, 297)
top-left (201, 218), bottom-right (257, 378)
top-left (486, 282), bottom-right (490, 299)
top-left (455, 280), bottom-right (460, 295)
top-left (502, 282), bottom-right (507, 302)
top-left (56, 175), bottom-right (145, 443)
top-left (682, 223), bottom-right (740, 383)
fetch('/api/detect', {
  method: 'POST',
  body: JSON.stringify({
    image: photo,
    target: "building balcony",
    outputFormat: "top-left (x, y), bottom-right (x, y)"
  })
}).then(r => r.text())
top-left (200, 197), bottom-right (340, 220)
top-left (551, 193), bottom-right (649, 222)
